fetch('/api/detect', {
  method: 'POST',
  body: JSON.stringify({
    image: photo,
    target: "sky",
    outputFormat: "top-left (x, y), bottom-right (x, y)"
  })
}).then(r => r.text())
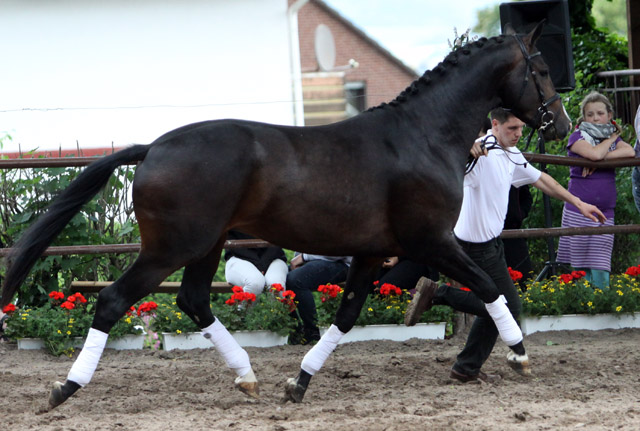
top-left (323, 0), bottom-right (502, 74)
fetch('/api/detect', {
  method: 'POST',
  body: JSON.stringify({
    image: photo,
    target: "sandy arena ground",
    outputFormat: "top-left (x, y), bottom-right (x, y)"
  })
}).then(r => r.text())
top-left (2, 327), bottom-right (640, 430)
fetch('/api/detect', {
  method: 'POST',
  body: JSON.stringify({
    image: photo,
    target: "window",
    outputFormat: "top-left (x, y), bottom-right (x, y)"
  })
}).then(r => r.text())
top-left (345, 81), bottom-right (366, 116)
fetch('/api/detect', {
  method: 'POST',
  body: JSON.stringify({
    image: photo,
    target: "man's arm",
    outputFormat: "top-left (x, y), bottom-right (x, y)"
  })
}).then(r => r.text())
top-left (531, 172), bottom-right (606, 223)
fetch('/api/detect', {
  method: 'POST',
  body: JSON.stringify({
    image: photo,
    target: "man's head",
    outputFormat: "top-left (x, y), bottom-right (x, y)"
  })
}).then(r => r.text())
top-left (490, 108), bottom-right (524, 148)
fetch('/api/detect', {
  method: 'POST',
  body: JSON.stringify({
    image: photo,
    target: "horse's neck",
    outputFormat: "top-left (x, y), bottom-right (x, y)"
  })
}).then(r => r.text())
top-left (397, 42), bottom-right (514, 156)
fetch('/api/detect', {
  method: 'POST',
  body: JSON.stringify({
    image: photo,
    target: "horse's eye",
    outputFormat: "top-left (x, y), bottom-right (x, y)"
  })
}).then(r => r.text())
top-left (539, 69), bottom-right (549, 78)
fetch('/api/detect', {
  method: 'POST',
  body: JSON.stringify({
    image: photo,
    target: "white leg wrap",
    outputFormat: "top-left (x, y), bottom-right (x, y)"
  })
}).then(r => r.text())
top-left (301, 324), bottom-right (345, 375)
top-left (67, 328), bottom-right (108, 387)
top-left (485, 295), bottom-right (523, 346)
top-left (202, 319), bottom-right (251, 377)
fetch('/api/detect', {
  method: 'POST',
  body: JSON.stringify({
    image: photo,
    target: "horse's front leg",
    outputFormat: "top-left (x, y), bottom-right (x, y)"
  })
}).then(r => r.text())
top-left (284, 256), bottom-right (382, 403)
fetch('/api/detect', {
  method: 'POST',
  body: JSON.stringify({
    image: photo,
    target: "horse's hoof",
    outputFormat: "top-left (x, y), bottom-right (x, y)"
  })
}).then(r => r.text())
top-left (404, 277), bottom-right (438, 326)
top-left (283, 377), bottom-right (306, 403)
top-left (507, 351), bottom-right (532, 376)
top-left (234, 369), bottom-right (260, 399)
top-left (48, 381), bottom-right (68, 410)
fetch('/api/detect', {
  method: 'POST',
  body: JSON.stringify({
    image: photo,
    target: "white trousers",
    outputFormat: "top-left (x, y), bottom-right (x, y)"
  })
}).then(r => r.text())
top-left (224, 257), bottom-right (288, 295)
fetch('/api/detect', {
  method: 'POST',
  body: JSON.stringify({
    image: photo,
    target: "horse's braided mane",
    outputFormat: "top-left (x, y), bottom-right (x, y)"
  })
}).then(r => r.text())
top-left (366, 35), bottom-right (507, 112)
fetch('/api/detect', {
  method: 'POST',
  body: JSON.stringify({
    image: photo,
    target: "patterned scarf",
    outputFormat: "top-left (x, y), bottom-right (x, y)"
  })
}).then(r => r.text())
top-left (578, 121), bottom-right (617, 146)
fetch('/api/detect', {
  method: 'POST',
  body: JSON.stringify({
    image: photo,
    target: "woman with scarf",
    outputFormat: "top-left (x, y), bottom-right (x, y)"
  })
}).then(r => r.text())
top-left (557, 91), bottom-right (635, 288)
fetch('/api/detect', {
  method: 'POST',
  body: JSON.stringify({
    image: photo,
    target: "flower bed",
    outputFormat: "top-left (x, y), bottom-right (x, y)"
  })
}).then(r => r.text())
top-left (520, 268), bottom-right (640, 317)
top-left (3, 291), bottom-right (142, 356)
top-left (315, 282), bottom-right (454, 332)
top-left (11, 265), bottom-right (638, 355)
top-left (150, 284), bottom-right (298, 338)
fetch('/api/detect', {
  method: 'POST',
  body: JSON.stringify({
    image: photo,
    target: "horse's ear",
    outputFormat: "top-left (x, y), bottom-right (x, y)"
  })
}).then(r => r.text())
top-left (527, 20), bottom-right (546, 46)
top-left (504, 23), bottom-right (516, 35)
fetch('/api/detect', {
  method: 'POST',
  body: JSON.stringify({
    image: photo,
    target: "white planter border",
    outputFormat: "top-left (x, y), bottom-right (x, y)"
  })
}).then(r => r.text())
top-left (321, 322), bottom-right (446, 343)
top-left (17, 334), bottom-right (145, 350)
top-left (161, 330), bottom-right (288, 351)
top-left (521, 312), bottom-right (640, 335)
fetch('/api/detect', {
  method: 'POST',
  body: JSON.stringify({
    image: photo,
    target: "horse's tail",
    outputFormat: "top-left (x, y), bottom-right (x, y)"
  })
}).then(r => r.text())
top-left (1, 144), bottom-right (151, 307)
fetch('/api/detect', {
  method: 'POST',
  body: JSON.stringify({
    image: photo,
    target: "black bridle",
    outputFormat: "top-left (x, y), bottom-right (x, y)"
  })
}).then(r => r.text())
top-left (465, 35), bottom-right (562, 175)
top-left (514, 34), bottom-right (561, 132)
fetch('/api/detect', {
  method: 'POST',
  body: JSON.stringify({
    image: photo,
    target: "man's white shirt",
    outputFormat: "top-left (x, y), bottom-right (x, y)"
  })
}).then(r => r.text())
top-left (453, 133), bottom-right (542, 243)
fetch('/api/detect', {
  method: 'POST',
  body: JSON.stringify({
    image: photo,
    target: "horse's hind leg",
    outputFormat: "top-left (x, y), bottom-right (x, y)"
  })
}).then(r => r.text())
top-left (175, 237), bottom-right (259, 398)
top-left (48, 253), bottom-right (177, 411)
top-left (284, 256), bottom-right (382, 403)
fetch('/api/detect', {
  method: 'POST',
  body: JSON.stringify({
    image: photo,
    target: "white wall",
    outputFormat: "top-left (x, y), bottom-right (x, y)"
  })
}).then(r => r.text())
top-left (0, 0), bottom-right (295, 153)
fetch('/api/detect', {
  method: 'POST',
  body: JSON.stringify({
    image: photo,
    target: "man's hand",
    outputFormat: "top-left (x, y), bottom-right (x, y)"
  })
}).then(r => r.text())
top-left (470, 140), bottom-right (488, 159)
top-left (290, 254), bottom-right (305, 270)
top-left (382, 256), bottom-right (399, 268)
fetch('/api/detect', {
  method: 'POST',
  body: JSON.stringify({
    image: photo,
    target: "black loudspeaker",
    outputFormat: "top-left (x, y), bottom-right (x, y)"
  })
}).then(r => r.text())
top-left (500, 0), bottom-right (575, 92)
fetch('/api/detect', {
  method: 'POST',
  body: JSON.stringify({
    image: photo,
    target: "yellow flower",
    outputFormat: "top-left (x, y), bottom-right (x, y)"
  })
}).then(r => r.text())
top-left (125, 317), bottom-right (132, 324)
top-left (549, 288), bottom-right (555, 293)
top-left (66, 330), bottom-right (71, 335)
top-left (57, 330), bottom-right (62, 334)
top-left (617, 290), bottom-right (624, 296)
top-left (367, 308), bottom-right (373, 312)
top-left (587, 301), bottom-right (593, 307)
top-left (616, 306), bottom-right (622, 312)
top-left (176, 329), bottom-right (182, 334)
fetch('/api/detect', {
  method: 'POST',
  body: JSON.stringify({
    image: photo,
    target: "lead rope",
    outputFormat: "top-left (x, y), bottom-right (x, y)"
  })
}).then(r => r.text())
top-left (465, 133), bottom-right (532, 175)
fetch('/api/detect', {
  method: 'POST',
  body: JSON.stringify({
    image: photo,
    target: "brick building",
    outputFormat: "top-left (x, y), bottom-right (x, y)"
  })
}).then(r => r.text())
top-left (295, 0), bottom-right (419, 125)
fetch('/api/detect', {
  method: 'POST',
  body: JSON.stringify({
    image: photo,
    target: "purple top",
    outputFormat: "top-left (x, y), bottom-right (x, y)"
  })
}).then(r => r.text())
top-left (635, 104), bottom-right (640, 157)
top-left (565, 129), bottom-right (620, 212)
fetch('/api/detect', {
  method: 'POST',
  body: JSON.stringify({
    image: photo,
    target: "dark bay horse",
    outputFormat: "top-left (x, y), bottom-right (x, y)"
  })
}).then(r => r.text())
top-left (1, 23), bottom-right (570, 408)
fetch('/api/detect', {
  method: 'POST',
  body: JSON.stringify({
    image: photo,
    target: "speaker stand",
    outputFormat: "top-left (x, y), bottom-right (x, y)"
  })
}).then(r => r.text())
top-left (534, 132), bottom-right (559, 281)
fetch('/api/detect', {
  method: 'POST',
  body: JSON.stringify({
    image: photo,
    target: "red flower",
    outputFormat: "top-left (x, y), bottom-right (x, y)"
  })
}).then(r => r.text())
top-left (508, 267), bottom-right (523, 282)
top-left (226, 287), bottom-right (257, 305)
top-left (126, 306), bottom-right (136, 316)
top-left (559, 273), bottom-right (574, 283)
top-left (2, 303), bottom-right (16, 314)
top-left (379, 283), bottom-right (402, 296)
top-left (571, 270), bottom-right (586, 280)
top-left (48, 291), bottom-right (65, 301)
top-left (271, 283), bottom-right (284, 292)
top-left (282, 290), bottom-right (296, 300)
top-left (60, 301), bottom-right (75, 310)
top-left (137, 301), bottom-right (158, 316)
top-left (372, 280), bottom-right (380, 286)
top-left (459, 287), bottom-right (472, 292)
top-left (69, 293), bottom-right (87, 304)
top-left (625, 266), bottom-right (640, 277)
top-left (318, 284), bottom-right (342, 301)
top-left (279, 290), bottom-right (297, 312)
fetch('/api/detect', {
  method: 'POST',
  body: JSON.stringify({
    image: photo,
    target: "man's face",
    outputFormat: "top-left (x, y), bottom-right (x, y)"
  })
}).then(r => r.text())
top-left (492, 116), bottom-right (524, 148)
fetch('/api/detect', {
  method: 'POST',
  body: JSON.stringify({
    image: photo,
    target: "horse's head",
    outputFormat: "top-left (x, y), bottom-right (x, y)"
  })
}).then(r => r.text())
top-left (500, 21), bottom-right (571, 141)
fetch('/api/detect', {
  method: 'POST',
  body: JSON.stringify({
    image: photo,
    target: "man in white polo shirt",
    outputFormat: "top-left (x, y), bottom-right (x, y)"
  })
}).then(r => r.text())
top-left (406, 108), bottom-right (606, 383)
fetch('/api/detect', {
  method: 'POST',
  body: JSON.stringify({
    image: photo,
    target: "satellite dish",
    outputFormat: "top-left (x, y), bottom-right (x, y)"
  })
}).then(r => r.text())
top-left (315, 24), bottom-right (336, 71)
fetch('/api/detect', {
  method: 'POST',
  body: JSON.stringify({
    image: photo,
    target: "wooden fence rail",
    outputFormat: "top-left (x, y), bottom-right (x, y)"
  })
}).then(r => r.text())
top-left (1, 153), bottom-right (640, 260)
top-left (2, 225), bottom-right (640, 258)
top-left (3, 153), bottom-right (640, 169)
